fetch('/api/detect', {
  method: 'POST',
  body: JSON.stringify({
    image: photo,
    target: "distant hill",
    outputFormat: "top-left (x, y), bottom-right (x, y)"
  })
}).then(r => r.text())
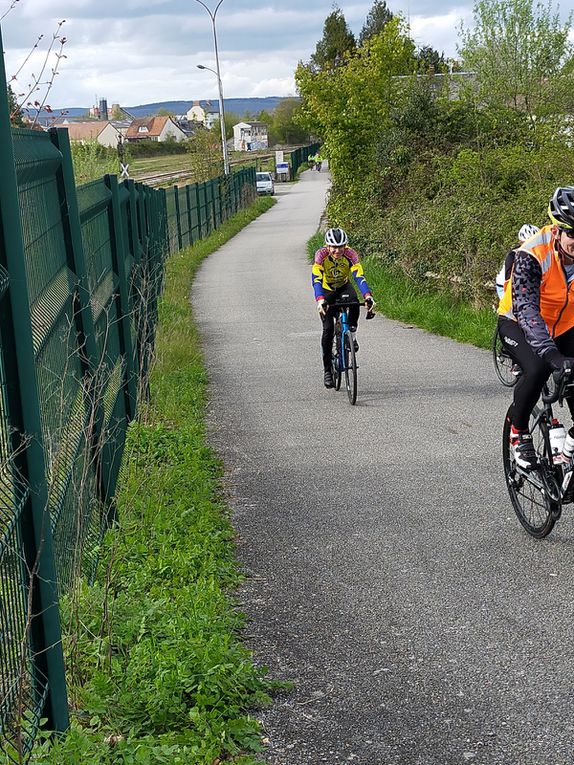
top-left (45, 97), bottom-right (290, 120)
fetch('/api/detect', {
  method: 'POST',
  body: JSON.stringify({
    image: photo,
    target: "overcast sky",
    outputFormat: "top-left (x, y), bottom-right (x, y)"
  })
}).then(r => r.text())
top-left (1, 0), bottom-right (573, 109)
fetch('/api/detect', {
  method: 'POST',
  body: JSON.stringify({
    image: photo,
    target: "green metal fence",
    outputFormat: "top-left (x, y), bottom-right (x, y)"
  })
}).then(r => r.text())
top-left (290, 142), bottom-right (321, 177)
top-left (0, 31), bottom-right (319, 755)
top-left (0, 80), bottom-right (259, 765)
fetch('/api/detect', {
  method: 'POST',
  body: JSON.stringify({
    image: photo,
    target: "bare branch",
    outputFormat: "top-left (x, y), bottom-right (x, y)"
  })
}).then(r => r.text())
top-left (0, 0), bottom-right (22, 22)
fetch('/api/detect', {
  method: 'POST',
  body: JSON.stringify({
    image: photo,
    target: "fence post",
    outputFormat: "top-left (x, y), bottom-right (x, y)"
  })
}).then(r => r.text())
top-left (174, 185), bottom-right (183, 250)
top-left (105, 174), bottom-right (137, 421)
top-left (196, 183), bottom-right (203, 240)
top-left (0, 32), bottom-right (69, 733)
top-left (185, 185), bottom-right (194, 244)
top-left (48, 128), bottom-right (117, 524)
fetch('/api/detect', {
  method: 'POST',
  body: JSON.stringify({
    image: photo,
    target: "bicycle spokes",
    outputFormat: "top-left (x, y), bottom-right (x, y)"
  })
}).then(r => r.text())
top-left (502, 406), bottom-right (560, 538)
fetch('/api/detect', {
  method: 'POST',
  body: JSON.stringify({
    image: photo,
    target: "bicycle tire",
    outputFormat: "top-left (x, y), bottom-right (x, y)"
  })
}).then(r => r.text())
top-left (502, 405), bottom-right (560, 538)
top-left (493, 328), bottom-right (518, 387)
top-left (333, 333), bottom-right (342, 391)
top-left (343, 332), bottom-right (357, 405)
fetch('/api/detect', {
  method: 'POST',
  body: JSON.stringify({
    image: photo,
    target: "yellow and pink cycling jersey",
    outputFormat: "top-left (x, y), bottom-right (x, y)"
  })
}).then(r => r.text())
top-left (312, 246), bottom-right (371, 300)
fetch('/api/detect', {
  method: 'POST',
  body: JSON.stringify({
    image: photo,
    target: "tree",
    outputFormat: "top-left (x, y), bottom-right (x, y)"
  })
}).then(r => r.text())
top-left (296, 16), bottom-right (417, 214)
top-left (187, 126), bottom-right (223, 181)
top-left (310, 7), bottom-right (356, 71)
top-left (416, 45), bottom-right (448, 74)
top-left (8, 84), bottom-right (24, 126)
top-left (223, 110), bottom-right (239, 139)
top-left (458, 0), bottom-right (574, 137)
top-left (359, 0), bottom-right (394, 46)
top-left (271, 98), bottom-right (309, 145)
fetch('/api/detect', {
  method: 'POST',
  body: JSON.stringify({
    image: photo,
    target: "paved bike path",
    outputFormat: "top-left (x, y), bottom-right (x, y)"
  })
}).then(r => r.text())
top-left (192, 171), bottom-right (574, 765)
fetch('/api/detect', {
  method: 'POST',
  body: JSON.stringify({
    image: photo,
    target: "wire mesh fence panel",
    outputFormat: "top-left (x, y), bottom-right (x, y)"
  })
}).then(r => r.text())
top-left (0, 119), bottom-right (259, 760)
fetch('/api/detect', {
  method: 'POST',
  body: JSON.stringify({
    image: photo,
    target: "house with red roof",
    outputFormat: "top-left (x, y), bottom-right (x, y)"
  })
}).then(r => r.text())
top-left (125, 116), bottom-right (187, 143)
top-left (57, 120), bottom-right (124, 148)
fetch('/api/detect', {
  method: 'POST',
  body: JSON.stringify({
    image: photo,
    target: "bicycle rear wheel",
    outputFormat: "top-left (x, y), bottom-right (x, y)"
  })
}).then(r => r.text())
top-left (502, 405), bottom-right (560, 538)
top-left (493, 328), bottom-right (518, 387)
top-left (343, 332), bottom-right (357, 405)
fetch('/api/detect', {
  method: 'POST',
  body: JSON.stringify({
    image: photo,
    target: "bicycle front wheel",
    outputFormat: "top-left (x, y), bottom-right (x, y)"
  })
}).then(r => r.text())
top-left (493, 328), bottom-right (518, 387)
top-left (332, 336), bottom-right (342, 391)
top-left (502, 405), bottom-right (560, 538)
top-left (343, 332), bottom-right (357, 405)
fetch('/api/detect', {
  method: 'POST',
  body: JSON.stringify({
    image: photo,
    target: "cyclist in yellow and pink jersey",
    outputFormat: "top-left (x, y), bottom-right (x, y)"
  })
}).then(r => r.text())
top-left (312, 227), bottom-right (375, 388)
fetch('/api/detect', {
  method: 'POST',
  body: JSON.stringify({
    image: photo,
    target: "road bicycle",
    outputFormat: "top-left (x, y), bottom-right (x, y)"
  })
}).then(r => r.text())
top-left (502, 369), bottom-right (573, 538)
top-left (329, 300), bottom-right (373, 405)
top-left (492, 326), bottom-right (520, 386)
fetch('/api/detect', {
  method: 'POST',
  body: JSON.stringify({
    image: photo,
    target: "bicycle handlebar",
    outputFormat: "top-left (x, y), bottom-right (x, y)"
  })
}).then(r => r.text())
top-left (327, 301), bottom-right (372, 308)
top-left (324, 300), bottom-right (375, 320)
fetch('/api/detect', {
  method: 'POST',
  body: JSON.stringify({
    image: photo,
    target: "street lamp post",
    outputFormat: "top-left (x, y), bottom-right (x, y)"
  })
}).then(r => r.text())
top-left (195, 0), bottom-right (230, 175)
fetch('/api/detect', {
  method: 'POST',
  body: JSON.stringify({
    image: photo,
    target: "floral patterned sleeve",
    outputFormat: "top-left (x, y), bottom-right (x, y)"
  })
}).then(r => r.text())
top-left (512, 250), bottom-right (557, 358)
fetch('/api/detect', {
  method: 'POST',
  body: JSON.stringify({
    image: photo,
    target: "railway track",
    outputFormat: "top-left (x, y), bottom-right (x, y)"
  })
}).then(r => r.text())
top-left (131, 150), bottom-right (300, 187)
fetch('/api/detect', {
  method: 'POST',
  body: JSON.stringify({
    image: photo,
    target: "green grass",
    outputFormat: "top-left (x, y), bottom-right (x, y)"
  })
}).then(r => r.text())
top-left (364, 258), bottom-right (496, 349)
top-left (29, 196), bottom-right (279, 765)
top-left (308, 231), bottom-right (496, 349)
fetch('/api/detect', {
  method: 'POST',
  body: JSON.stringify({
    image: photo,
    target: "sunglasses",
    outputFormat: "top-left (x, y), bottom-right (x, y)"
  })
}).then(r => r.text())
top-left (559, 228), bottom-right (574, 239)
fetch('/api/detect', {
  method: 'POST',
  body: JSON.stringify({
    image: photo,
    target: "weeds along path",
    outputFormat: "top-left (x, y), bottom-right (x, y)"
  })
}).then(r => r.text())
top-left (192, 170), bottom-right (574, 765)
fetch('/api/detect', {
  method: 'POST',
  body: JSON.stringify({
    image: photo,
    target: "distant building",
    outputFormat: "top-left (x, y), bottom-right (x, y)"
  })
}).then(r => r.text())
top-left (88, 97), bottom-right (109, 120)
top-left (125, 116), bottom-right (187, 143)
top-left (186, 100), bottom-right (219, 130)
top-left (233, 121), bottom-right (268, 151)
top-left (58, 120), bottom-right (124, 148)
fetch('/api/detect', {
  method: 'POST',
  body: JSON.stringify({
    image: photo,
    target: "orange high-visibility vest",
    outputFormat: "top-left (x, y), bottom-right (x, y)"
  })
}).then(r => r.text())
top-left (498, 225), bottom-right (574, 338)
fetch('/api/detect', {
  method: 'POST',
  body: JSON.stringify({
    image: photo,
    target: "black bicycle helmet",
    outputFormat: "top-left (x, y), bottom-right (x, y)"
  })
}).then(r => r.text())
top-left (324, 227), bottom-right (348, 247)
top-left (548, 187), bottom-right (574, 230)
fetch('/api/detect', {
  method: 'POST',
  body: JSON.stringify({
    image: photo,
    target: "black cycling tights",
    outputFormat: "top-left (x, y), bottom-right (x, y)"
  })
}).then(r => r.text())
top-left (498, 317), bottom-right (574, 430)
top-left (320, 286), bottom-right (360, 371)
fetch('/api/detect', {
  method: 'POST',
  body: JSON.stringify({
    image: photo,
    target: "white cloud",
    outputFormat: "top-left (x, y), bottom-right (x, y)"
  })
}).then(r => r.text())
top-left (410, 10), bottom-right (474, 58)
top-left (2, 0), bottom-right (571, 108)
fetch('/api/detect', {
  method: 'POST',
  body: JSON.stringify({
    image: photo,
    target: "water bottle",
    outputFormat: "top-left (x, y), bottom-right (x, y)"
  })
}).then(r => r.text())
top-left (549, 419), bottom-right (567, 464)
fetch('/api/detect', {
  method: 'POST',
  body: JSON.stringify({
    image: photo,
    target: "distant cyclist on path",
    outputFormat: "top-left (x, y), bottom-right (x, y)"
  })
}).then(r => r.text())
top-left (312, 227), bottom-right (375, 388)
top-left (498, 187), bottom-right (574, 470)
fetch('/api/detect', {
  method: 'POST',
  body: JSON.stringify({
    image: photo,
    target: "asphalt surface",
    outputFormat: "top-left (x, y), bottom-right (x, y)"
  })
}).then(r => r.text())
top-left (192, 170), bottom-right (574, 765)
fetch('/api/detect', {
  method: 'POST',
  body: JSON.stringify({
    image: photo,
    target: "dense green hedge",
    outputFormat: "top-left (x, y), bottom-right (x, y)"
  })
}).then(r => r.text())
top-left (331, 139), bottom-right (574, 308)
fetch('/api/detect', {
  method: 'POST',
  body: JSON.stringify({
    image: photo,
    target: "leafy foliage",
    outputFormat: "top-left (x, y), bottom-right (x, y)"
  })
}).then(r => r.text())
top-left (310, 7), bottom-right (356, 71)
top-left (296, 16), bottom-right (417, 214)
top-left (458, 0), bottom-right (574, 138)
top-left (358, 0), bottom-right (394, 45)
top-left (7, 84), bottom-right (24, 126)
top-left (297, 0), bottom-right (574, 306)
top-left (187, 126), bottom-right (224, 182)
top-left (416, 45), bottom-right (449, 74)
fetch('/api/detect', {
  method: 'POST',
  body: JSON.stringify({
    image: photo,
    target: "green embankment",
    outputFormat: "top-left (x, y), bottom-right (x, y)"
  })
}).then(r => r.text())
top-left (31, 197), bottom-right (279, 765)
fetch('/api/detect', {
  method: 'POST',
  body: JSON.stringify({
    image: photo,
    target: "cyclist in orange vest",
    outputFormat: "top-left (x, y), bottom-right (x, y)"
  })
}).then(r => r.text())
top-left (498, 187), bottom-right (574, 470)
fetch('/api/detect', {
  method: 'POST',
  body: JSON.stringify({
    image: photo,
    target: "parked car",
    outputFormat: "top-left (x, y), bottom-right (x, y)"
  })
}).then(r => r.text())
top-left (256, 171), bottom-right (274, 195)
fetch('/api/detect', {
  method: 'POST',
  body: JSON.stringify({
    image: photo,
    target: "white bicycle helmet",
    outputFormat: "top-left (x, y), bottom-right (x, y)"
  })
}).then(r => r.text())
top-left (324, 227), bottom-right (348, 247)
top-left (518, 223), bottom-right (539, 242)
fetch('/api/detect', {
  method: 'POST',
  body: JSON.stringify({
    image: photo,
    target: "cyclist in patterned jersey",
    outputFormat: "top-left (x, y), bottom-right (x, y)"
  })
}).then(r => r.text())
top-left (498, 187), bottom-right (574, 470)
top-left (312, 227), bottom-right (375, 388)
top-left (495, 224), bottom-right (540, 300)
